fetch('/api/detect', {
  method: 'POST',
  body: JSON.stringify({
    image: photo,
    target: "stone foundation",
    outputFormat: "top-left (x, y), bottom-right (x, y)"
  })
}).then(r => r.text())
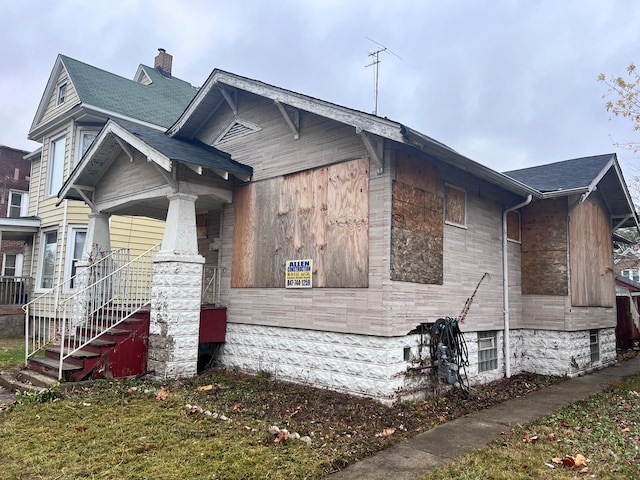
top-left (0, 307), bottom-right (25, 337)
top-left (519, 328), bottom-right (616, 377)
top-left (218, 323), bottom-right (618, 400)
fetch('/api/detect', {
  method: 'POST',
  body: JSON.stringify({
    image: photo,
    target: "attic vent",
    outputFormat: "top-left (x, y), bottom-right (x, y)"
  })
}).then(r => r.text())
top-left (214, 118), bottom-right (262, 145)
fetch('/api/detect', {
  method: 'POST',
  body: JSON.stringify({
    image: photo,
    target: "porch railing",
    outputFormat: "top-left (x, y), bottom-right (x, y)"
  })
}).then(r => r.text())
top-left (24, 244), bottom-right (160, 379)
top-left (0, 276), bottom-right (32, 306)
top-left (202, 266), bottom-right (223, 305)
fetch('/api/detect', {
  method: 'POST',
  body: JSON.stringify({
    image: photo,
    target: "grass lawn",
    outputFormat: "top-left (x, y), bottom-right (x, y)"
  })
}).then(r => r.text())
top-left (421, 374), bottom-right (640, 480)
top-left (0, 332), bottom-right (637, 479)
top-left (0, 336), bottom-right (25, 370)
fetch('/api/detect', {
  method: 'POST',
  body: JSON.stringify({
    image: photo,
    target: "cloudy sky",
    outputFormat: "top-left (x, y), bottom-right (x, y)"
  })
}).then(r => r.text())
top-left (2, 0), bottom-right (640, 181)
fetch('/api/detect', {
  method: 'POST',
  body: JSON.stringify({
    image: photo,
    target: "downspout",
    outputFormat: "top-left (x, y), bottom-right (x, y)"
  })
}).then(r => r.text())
top-left (503, 194), bottom-right (532, 378)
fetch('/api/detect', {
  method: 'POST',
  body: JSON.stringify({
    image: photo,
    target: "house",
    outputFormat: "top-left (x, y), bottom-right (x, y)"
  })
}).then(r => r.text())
top-left (0, 145), bottom-right (31, 336)
top-left (0, 50), bottom-right (199, 376)
top-left (48, 66), bottom-right (638, 401)
top-left (614, 274), bottom-right (640, 350)
top-left (505, 155), bottom-right (636, 375)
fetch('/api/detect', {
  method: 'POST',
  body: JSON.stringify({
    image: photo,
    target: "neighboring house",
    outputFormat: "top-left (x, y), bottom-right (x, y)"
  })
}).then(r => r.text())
top-left (0, 49), bottom-right (197, 312)
top-left (0, 145), bottom-right (30, 336)
top-left (53, 67), bottom-right (638, 401)
top-left (614, 274), bottom-right (640, 350)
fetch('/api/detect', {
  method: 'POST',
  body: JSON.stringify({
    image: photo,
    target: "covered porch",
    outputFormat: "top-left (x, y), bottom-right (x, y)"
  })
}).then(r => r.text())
top-left (57, 118), bottom-right (252, 378)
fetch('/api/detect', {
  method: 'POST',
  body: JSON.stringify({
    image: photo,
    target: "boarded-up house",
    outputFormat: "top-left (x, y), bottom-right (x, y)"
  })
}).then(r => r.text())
top-left (47, 68), bottom-right (638, 401)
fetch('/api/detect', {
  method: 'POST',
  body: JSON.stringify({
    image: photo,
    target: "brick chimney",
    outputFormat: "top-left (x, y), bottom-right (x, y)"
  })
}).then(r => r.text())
top-left (154, 48), bottom-right (173, 77)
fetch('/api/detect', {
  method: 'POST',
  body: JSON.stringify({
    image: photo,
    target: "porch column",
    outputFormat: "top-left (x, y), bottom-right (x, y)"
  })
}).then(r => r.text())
top-left (72, 212), bottom-right (112, 327)
top-left (82, 212), bottom-right (111, 261)
top-left (149, 193), bottom-right (204, 379)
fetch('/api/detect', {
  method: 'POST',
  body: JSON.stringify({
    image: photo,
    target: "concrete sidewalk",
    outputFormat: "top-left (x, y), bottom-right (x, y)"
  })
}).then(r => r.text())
top-left (330, 356), bottom-right (640, 480)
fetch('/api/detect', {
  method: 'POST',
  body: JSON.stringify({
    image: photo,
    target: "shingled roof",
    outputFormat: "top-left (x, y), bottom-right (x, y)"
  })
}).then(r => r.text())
top-left (60, 55), bottom-right (197, 128)
top-left (109, 118), bottom-right (252, 178)
top-left (504, 154), bottom-right (614, 193)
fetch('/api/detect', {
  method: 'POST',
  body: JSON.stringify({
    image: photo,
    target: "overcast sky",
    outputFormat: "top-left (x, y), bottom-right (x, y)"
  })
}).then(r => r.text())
top-left (2, 0), bottom-right (640, 182)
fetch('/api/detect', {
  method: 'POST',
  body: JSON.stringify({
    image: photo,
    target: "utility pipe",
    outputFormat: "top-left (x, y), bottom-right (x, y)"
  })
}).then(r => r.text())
top-left (502, 195), bottom-right (532, 378)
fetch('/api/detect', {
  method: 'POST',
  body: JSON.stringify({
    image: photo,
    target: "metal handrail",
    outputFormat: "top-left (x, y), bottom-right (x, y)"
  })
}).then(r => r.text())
top-left (23, 248), bottom-right (130, 363)
top-left (55, 244), bottom-right (160, 379)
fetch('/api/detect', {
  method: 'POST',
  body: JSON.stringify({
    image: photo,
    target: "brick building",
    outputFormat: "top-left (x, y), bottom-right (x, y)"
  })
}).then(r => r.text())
top-left (0, 145), bottom-right (30, 277)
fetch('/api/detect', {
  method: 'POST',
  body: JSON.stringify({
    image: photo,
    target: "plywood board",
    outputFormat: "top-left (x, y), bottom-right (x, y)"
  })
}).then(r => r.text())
top-left (569, 195), bottom-right (614, 307)
top-left (231, 158), bottom-right (369, 288)
top-left (521, 198), bottom-right (568, 295)
top-left (391, 153), bottom-right (443, 284)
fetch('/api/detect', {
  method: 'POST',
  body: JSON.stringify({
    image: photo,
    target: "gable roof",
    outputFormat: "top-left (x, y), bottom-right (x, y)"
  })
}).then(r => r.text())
top-left (168, 69), bottom-right (539, 199)
top-left (505, 153), bottom-right (638, 229)
top-left (30, 55), bottom-right (198, 139)
top-left (504, 154), bottom-right (613, 193)
top-left (58, 118), bottom-right (252, 206)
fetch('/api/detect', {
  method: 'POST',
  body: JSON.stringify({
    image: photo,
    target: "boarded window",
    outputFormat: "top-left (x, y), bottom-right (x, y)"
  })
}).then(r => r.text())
top-left (391, 151), bottom-right (443, 284)
top-left (196, 214), bottom-right (207, 239)
top-left (506, 211), bottom-right (521, 242)
top-left (231, 158), bottom-right (369, 288)
top-left (445, 185), bottom-right (466, 227)
top-left (569, 195), bottom-right (614, 307)
top-left (520, 198), bottom-right (568, 296)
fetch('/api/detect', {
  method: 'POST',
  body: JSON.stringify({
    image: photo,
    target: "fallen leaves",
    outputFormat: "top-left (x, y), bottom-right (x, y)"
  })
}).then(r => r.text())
top-left (268, 425), bottom-right (311, 445)
top-left (550, 453), bottom-right (589, 472)
top-left (156, 387), bottom-right (169, 401)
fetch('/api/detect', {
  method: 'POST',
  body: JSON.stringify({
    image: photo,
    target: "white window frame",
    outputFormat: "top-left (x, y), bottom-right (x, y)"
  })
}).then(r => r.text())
top-left (2, 253), bottom-right (23, 278)
top-left (56, 81), bottom-right (67, 106)
top-left (64, 226), bottom-right (87, 292)
top-left (37, 229), bottom-right (59, 291)
top-left (622, 269), bottom-right (640, 283)
top-left (74, 127), bottom-right (100, 166)
top-left (8, 190), bottom-right (28, 218)
top-left (478, 331), bottom-right (498, 372)
top-left (506, 210), bottom-right (522, 244)
top-left (47, 134), bottom-right (66, 197)
top-left (590, 329), bottom-right (600, 363)
top-left (444, 184), bottom-right (467, 229)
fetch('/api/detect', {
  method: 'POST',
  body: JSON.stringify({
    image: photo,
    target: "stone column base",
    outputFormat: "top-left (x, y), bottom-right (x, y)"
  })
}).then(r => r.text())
top-left (148, 254), bottom-right (204, 379)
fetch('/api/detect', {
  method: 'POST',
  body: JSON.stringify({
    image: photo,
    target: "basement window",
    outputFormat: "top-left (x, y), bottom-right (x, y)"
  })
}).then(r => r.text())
top-left (590, 329), bottom-right (600, 363)
top-left (478, 331), bottom-right (498, 372)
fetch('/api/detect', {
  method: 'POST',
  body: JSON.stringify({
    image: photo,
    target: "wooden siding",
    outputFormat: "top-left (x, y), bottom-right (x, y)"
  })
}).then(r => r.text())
top-left (199, 91), bottom-right (369, 180)
top-left (36, 68), bottom-right (80, 130)
top-left (94, 151), bottom-right (169, 205)
top-left (569, 194), bottom-right (614, 307)
top-left (391, 151), bottom-right (443, 284)
top-left (521, 198), bottom-right (568, 296)
top-left (110, 216), bottom-right (165, 257)
top-left (231, 158), bottom-right (369, 288)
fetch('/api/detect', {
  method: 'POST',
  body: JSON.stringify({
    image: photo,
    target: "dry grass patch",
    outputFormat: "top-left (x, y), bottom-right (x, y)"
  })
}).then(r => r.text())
top-left (421, 374), bottom-right (640, 480)
top-left (0, 368), bottom-right (560, 479)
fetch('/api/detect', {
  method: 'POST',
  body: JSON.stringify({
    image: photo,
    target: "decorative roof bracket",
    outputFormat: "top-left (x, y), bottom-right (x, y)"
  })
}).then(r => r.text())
top-left (356, 127), bottom-right (384, 174)
top-left (218, 84), bottom-right (237, 115)
top-left (151, 161), bottom-right (178, 192)
top-left (274, 100), bottom-right (300, 139)
top-left (114, 136), bottom-right (134, 163)
top-left (74, 186), bottom-right (96, 211)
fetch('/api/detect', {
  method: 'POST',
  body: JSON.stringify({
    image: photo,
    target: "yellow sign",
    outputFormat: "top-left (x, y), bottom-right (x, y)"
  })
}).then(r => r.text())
top-left (286, 259), bottom-right (313, 288)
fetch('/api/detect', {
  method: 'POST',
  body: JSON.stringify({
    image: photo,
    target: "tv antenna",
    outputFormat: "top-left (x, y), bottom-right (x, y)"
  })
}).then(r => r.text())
top-left (365, 36), bottom-right (402, 115)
